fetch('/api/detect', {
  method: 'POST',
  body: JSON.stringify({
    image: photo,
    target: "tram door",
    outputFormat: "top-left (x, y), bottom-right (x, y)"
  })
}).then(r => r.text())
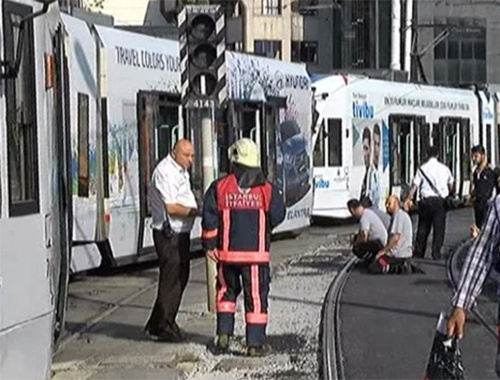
top-left (52, 25), bottom-right (72, 346)
top-left (459, 118), bottom-right (472, 196)
top-left (389, 115), bottom-right (414, 200)
top-left (413, 117), bottom-right (429, 169)
top-left (230, 99), bottom-right (285, 184)
top-left (137, 91), bottom-right (180, 254)
top-left (438, 117), bottom-right (459, 181)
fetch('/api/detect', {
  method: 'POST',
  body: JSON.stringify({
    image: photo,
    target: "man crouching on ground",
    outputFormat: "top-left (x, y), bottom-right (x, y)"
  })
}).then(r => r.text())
top-left (369, 195), bottom-right (413, 274)
top-left (347, 198), bottom-right (388, 262)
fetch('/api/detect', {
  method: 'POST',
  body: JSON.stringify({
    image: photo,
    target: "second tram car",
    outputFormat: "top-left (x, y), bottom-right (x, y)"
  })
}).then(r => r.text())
top-left (312, 74), bottom-right (485, 219)
top-left (61, 15), bottom-right (313, 272)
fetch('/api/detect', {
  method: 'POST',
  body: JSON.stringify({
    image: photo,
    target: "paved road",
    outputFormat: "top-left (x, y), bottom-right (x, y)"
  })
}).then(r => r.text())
top-left (340, 208), bottom-right (498, 379)
top-left (52, 222), bottom-right (356, 379)
top-left (52, 208), bottom-right (485, 379)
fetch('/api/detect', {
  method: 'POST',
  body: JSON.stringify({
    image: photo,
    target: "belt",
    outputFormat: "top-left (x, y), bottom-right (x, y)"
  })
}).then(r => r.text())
top-left (421, 196), bottom-right (442, 201)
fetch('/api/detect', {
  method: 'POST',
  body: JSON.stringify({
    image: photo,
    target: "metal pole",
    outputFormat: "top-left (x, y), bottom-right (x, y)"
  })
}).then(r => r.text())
top-left (375, 0), bottom-right (380, 69)
top-left (201, 107), bottom-right (217, 313)
top-left (390, 0), bottom-right (401, 70)
top-left (404, 0), bottom-right (413, 74)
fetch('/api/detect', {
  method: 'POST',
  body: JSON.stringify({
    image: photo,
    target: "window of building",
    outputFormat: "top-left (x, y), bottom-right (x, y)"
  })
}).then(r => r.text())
top-left (261, 0), bottom-right (281, 15)
top-left (77, 93), bottom-right (90, 197)
top-left (296, 0), bottom-right (318, 15)
top-left (433, 17), bottom-right (487, 86)
top-left (254, 40), bottom-right (282, 59)
top-left (4, 1), bottom-right (39, 216)
top-left (292, 41), bottom-right (318, 63)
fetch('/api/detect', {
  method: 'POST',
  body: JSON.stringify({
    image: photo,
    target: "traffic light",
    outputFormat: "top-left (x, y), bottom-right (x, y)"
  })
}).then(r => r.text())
top-left (178, 4), bottom-right (226, 108)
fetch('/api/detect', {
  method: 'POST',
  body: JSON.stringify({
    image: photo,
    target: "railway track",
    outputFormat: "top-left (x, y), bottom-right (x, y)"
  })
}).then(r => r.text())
top-left (320, 238), bottom-right (498, 380)
top-left (320, 255), bottom-right (357, 380)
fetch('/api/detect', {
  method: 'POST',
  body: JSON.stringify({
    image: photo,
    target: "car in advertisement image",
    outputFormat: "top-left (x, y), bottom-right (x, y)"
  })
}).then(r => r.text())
top-left (277, 119), bottom-right (311, 207)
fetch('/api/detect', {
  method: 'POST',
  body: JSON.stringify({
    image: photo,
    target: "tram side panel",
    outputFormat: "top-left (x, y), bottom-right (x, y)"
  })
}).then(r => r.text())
top-left (0, 1), bottom-right (69, 379)
top-left (61, 14), bottom-right (101, 272)
top-left (225, 52), bottom-right (314, 233)
top-left (93, 25), bottom-right (182, 267)
top-left (477, 90), bottom-right (496, 167)
top-left (312, 77), bottom-right (352, 219)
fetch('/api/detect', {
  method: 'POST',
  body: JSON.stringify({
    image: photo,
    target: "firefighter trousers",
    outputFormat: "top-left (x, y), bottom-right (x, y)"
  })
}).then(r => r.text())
top-left (216, 263), bottom-right (270, 347)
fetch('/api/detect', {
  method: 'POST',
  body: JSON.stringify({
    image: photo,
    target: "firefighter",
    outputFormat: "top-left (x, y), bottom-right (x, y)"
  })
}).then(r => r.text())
top-left (201, 138), bottom-right (286, 357)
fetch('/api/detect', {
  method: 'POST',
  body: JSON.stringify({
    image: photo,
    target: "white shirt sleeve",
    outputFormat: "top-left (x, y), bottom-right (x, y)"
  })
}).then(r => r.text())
top-left (413, 170), bottom-right (422, 187)
top-left (155, 170), bottom-right (177, 204)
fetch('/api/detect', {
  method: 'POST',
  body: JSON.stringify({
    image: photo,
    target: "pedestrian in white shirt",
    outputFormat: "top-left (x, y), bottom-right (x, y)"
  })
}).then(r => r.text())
top-left (404, 146), bottom-right (454, 260)
top-left (145, 139), bottom-right (200, 342)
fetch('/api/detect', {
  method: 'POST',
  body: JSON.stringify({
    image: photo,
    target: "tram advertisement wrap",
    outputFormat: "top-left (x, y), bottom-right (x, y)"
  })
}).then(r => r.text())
top-left (352, 119), bottom-right (389, 209)
top-left (226, 52), bottom-right (313, 231)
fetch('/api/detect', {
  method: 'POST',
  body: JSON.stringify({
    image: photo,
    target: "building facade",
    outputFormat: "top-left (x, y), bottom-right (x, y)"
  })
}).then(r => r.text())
top-left (414, 0), bottom-right (500, 86)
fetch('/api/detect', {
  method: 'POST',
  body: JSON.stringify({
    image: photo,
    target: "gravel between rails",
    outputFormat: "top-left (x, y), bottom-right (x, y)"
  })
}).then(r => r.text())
top-left (187, 237), bottom-right (352, 380)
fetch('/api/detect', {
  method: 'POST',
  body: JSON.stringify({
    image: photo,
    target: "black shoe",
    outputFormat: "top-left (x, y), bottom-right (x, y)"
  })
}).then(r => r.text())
top-left (157, 329), bottom-right (184, 343)
top-left (246, 345), bottom-right (271, 357)
top-left (211, 334), bottom-right (230, 355)
top-left (432, 253), bottom-right (442, 261)
top-left (171, 322), bottom-right (185, 340)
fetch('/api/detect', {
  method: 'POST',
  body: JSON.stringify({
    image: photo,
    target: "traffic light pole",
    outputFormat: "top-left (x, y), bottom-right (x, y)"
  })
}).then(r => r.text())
top-left (201, 107), bottom-right (217, 313)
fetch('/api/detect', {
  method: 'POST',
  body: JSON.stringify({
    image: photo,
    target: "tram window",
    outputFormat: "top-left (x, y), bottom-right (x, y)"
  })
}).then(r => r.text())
top-left (420, 123), bottom-right (431, 165)
top-left (77, 93), bottom-right (90, 197)
top-left (461, 118), bottom-right (471, 181)
top-left (217, 108), bottom-right (231, 176)
top-left (390, 116), bottom-right (411, 186)
top-left (432, 123), bottom-right (443, 159)
top-left (327, 119), bottom-right (342, 167)
top-left (479, 123), bottom-right (484, 147)
top-left (4, 1), bottom-right (39, 216)
top-left (157, 104), bottom-right (179, 160)
top-left (498, 124), bottom-right (500, 165)
top-left (313, 120), bottom-right (325, 167)
top-left (486, 124), bottom-right (492, 162)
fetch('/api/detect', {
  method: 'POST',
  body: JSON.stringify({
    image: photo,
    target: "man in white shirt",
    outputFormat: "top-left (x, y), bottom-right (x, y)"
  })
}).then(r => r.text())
top-left (145, 139), bottom-right (200, 342)
top-left (404, 146), bottom-right (454, 260)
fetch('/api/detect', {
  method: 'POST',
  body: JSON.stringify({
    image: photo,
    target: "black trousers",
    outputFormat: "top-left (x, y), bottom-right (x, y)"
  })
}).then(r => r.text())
top-left (145, 229), bottom-right (191, 334)
top-left (216, 263), bottom-right (270, 347)
top-left (414, 197), bottom-right (446, 260)
top-left (352, 239), bottom-right (384, 261)
top-left (474, 199), bottom-right (489, 228)
top-left (368, 255), bottom-right (409, 274)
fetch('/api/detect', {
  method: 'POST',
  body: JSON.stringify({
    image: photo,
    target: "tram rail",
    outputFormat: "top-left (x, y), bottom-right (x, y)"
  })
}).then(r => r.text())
top-left (320, 238), bottom-right (498, 380)
top-left (320, 256), bottom-right (357, 380)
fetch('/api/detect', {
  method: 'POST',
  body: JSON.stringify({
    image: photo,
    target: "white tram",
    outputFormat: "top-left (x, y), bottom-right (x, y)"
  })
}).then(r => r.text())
top-left (0, 1), bottom-right (70, 378)
top-left (61, 15), bottom-right (314, 273)
top-left (311, 74), bottom-right (490, 219)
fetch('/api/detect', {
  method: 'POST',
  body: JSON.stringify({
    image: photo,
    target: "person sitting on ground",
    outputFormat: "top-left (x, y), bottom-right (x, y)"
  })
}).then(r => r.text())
top-left (360, 196), bottom-right (391, 230)
top-left (347, 198), bottom-right (388, 262)
top-left (369, 195), bottom-right (413, 274)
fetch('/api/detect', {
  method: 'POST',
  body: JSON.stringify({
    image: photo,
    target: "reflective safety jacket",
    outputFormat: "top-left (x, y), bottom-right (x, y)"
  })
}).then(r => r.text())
top-left (202, 174), bottom-right (286, 264)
